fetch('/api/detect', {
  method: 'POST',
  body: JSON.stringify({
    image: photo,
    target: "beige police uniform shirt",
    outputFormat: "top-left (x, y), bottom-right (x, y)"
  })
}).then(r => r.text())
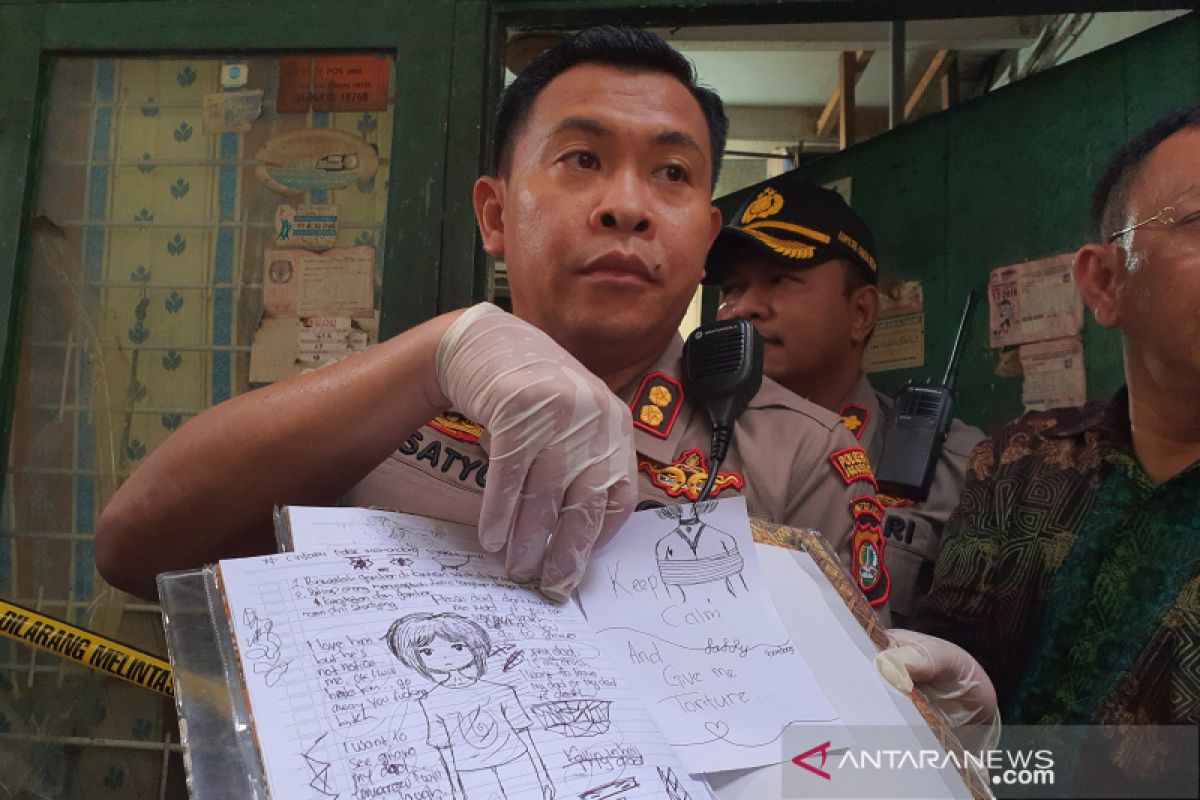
top-left (837, 373), bottom-right (984, 624)
top-left (344, 337), bottom-right (889, 609)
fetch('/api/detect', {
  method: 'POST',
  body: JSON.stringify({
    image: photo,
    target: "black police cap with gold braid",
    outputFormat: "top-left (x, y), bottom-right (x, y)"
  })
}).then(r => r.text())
top-left (704, 176), bottom-right (878, 285)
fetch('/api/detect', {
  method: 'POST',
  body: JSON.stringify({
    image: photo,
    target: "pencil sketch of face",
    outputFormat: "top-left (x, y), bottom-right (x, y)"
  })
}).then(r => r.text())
top-left (385, 612), bottom-right (491, 682)
top-left (420, 638), bottom-right (475, 674)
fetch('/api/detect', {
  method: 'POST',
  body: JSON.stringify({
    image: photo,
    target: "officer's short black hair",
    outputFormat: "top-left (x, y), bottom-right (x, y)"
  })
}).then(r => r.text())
top-left (492, 25), bottom-right (728, 190)
top-left (1091, 106), bottom-right (1200, 239)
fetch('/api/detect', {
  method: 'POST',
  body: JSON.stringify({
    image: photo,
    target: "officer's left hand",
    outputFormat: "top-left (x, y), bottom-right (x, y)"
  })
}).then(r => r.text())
top-left (875, 628), bottom-right (1000, 750)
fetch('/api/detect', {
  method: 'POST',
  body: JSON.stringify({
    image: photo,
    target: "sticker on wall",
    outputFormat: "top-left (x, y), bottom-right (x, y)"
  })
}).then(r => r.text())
top-left (1019, 335), bottom-right (1086, 411)
top-left (202, 90), bottom-right (263, 134)
top-left (277, 55), bottom-right (390, 113)
top-left (255, 128), bottom-right (379, 195)
top-left (262, 246), bottom-right (375, 318)
top-left (988, 253), bottom-right (1083, 348)
top-left (220, 62), bottom-right (249, 88)
top-left (250, 314), bottom-right (376, 384)
top-left (275, 204), bottom-right (338, 250)
top-left (863, 278), bottom-right (925, 373)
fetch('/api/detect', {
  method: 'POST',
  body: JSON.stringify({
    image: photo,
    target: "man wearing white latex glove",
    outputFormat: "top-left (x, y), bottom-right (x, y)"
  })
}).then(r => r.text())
top-left (434, 303), bottom-right (637, 598)
top-left (875, 629), bottom-right (1000, 750)
top-left (96, 26), bottom-right (886, 612)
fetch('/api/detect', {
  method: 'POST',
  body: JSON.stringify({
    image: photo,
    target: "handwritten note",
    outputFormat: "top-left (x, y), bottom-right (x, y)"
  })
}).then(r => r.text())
top-left (281, 505), bottom-right (480, 553)
top-left (219, 530), bottom-right (710, 799)
top-left (576, 497), bottom-right (845, 773)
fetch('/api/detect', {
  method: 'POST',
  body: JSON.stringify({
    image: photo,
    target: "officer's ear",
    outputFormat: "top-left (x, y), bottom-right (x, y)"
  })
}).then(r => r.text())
top-left (473, 175), bottom-right (506, 258)
top-left (1073, 242), bottom-right (1123, 329)
top-left (849, 282), bottom-right (879, 346)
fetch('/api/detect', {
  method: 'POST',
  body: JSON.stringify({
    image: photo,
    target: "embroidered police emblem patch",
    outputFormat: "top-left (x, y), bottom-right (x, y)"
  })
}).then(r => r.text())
top-left (428, 412), bottom-right (484, 444)
top-left (839, 403), bottom-right (870, 440)
top-left (629, 371), bottom-right (683, 439)
top-left (740, 186), bottom-right (784, 224)
top-left (638, 448), bottom-right (744, 501)
top-left (849, 516), bottom-right (890, 606)
top-left (830, 446), bottom-right (877, 489)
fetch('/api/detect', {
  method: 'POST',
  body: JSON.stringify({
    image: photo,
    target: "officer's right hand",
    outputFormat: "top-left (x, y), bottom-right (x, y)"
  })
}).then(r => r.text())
top-left (435, 303), bottom-right (638, 602)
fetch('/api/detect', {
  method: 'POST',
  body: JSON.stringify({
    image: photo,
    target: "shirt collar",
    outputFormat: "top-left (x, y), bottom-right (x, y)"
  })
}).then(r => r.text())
top-left (1042, 386), bottom-right (1132, 449)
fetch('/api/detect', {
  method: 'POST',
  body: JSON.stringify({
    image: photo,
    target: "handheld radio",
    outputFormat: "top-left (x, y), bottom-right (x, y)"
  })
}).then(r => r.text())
top-left (681, 318), bottom-right (763, 504)
top-left (873, 292), bottom-right (978, 502)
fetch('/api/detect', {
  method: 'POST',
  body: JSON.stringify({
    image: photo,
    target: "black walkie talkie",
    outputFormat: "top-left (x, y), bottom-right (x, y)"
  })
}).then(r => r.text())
top-left (681, 318), bottom-right (763, 503)
top-left (873, 292), bottom-right (978, 502)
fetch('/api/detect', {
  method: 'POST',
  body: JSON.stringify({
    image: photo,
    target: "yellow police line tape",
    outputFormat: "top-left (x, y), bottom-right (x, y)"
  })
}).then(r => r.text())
top-left (0, 597), bottom-right (174, 697)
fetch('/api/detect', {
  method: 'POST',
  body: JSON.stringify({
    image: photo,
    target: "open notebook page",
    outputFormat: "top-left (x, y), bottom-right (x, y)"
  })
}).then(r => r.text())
top-left (218, 533), bottom-right (711, 800)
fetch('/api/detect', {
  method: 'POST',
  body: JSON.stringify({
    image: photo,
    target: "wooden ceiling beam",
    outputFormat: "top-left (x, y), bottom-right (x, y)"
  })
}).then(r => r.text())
top-left (816, 49), bottom-right (873, 138)
top-left (904, 48), bottom-right (954, 121)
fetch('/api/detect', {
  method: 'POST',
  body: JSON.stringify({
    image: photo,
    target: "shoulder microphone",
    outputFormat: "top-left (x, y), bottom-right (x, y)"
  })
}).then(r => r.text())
top-left (681, 318), bottom-right (763, 503)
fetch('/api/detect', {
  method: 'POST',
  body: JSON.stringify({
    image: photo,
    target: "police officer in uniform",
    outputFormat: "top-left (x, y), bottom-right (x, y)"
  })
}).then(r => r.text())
top-left (95, 28), bottom-right (885, 611)
top-left (711, 177), bottom-right (982, 624)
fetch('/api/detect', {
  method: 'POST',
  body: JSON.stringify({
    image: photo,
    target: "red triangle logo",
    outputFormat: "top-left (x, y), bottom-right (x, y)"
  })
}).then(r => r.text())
top-left (792, 740), bottom-right (832, 780)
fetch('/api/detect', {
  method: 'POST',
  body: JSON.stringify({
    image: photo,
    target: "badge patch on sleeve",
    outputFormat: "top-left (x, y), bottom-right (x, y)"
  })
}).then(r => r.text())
top-left (830, 446), bottom-right (878, 490)
top-left (839, 403), bottom-right (870, 439)
top-left (851, 494), bottom-right (885, 530)
top-left (849, 509), bottom-right (891, 606)
top-left (629, 371), bottom-right (684, 439)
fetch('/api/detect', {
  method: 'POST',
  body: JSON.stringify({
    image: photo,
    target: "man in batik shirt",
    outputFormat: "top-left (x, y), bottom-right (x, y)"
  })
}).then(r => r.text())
top-left (914, 108), bottom-right (1200, 787)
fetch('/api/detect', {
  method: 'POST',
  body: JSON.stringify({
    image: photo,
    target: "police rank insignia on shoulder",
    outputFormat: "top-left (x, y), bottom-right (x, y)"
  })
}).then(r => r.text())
top-left (629, 371), bottom-right (683, 439)
top-left (847, 494), bottom-right (890, 606)
top-left (830, 446), bottom-right (878, 490)
top-left (427, 412), bottom-right (484, 444)
top-left (638, 448), bottom-right (744, 501)
top-left (839, 403), bottom-right (870, 440)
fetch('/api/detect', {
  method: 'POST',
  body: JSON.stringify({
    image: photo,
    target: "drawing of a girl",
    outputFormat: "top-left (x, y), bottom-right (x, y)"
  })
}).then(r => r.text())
top-left (386, 612), bottom-right (555, 800)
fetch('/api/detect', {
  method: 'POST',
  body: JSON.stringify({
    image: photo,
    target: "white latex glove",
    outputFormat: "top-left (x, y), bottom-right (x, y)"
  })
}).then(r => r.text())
top-left (875, 628), bottom-right (1001, 750)
top-left (436, 303), bottom-right (638, 601)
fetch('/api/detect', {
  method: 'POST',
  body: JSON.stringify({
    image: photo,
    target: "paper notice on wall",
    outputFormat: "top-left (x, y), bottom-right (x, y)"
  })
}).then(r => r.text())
top-left (864, 279), bottom-right (924, 373)
top-left (1019, 336), bottom-right (1086, 411)
top-left (274, 204), bottom-right (338, 250)
top-left (988, 253), bottom-right (1084, 348)
top-left (201, 90), bottom-right (263, 134)
top-left (249, 315), bottom-right (375, 384)
top-left (262, 247), bottom-right (374, 318)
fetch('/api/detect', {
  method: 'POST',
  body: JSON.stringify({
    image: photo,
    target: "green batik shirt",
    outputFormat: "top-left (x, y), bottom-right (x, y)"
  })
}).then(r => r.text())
top-left (913, 387), bottom-right (1200, 725)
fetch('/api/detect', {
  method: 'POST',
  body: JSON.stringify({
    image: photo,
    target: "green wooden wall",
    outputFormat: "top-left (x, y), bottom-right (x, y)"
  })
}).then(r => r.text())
top-left (716, 13), bottom-right (1200, 434)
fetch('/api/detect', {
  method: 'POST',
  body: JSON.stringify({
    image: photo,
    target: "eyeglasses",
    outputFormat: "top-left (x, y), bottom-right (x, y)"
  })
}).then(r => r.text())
top-left (1107, 204), bottom-right (1200, 242)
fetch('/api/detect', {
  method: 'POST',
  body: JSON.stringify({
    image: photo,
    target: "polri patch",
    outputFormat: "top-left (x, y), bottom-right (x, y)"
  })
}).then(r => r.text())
top-left (428, 412), bottom-right (484, 444)
top-left (830, 446), bottom-right (878, 489)
top-left (638, 448), bottom-right (744, 501)
top-left (629, 371), bottom-right (684, 439)
top-left (839, 403), bottom-right (870, 439)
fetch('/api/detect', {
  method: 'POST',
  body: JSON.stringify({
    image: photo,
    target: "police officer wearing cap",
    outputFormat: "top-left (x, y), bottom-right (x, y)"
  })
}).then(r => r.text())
top-left (710, 176), bottom-right (984, 625)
